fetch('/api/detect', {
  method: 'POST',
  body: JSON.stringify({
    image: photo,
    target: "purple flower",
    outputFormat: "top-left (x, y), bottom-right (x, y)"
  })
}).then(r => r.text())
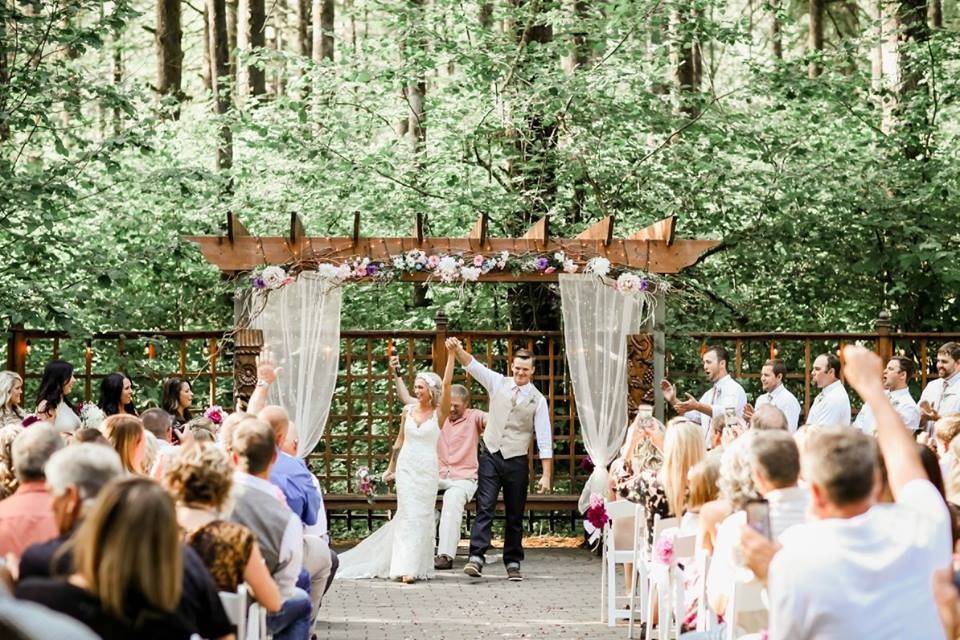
top-left (252, 276), bottom-right (267, 290)
top-left (366, 263), bottom-right (380, 276)
top-left (640, 278), bottom-right (650, 292)
top-left (535, 257), bottom-right (549, 271)
top-left (578, 455), bottom-right (595, 472)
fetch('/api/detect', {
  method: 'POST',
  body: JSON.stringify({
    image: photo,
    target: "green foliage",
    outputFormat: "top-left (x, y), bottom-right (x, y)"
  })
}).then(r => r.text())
top-left (0, 0), bottom-right (958, 338)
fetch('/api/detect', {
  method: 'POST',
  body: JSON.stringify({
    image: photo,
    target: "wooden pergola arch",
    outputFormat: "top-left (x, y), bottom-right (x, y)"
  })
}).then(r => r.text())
top-left (186, 212), bottom-right (720, 415)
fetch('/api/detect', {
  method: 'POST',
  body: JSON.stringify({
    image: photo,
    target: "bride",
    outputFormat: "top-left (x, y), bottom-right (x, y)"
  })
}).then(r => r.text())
top-left (338, 344), bottom-right (455, 583)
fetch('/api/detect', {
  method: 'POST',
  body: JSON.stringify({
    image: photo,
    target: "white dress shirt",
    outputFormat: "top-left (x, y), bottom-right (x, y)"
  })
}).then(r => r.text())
top-left (683, 374), bottom-right (747, 440)
top-left (233, 471), bottom-right (304, 598)
top-left (920, 371), bottom-right (960, 418)
top-left (805, 380), bottom-right (851, 427)
top-left (854, 387), bottom-right (921, 434)
top-left (755, 384), bottom-right (802, 432)
top-left (465, 358), bottom-right (553, 458)
top-left (768, 479), bottom-right (950, 640)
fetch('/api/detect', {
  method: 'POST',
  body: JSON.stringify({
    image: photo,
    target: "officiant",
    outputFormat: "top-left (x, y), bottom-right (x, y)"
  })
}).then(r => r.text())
top-left (446, 338), bottom-right (553, 583)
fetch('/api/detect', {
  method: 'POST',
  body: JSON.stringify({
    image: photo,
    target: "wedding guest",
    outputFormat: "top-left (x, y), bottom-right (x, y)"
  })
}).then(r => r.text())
top-left (620, 420), bottom-right (706, 543)
top-left (229, 418), bottom-right (312, 640)
top-left (698, 430), bottom-right (757, 555)
top-left (0, 424), bottom-right (62, 557)
top-left (805, 352), bottom-right (851, 426)
top-left (0, 371), bottom-right (25, 427)
top-left (853, 355), bottom-right (920, 434)
top-left (141, 408), bottom-right (174, 449)
top-left (34, 360), bottom-right (80, 433)
top-left (917, 443), bottom-right (960, 547)
top-left (97, 372), bottom-right (136, 418)
top-left (749, 405), bottom-right (789, 431)
top-left (165, 442), bottom-right (282, 612)
top-left (935, 414), bottom-right (960, 477)
top-left (686, 457), bottom-right (721, 530)
top-left (708, 431), bottom-right (808, 623)
top-left (258, 405), bottom-right (334, 617)
top-left (741, 347), bottom-right (951, 639)
top-left (102, 415), bottom-right (146, 475)
top-left (746, 359), bottom-right (801, 432)
top-left (920, 342), bottom-right (960, 433)
top-left (161, 377), bottom-right (194, 428)
top-left (391, 357), bottom-right (485, 570)
top-left (14, 478), bottom-right (200, 640)
top-left (16, 446), bottom-right (232, 640)
top-left (0, 425), bottom-right (23, 499)
top-left (661, 346), bottom-right (747, 445)
top-left (73, 428), bottom-right (110, 446)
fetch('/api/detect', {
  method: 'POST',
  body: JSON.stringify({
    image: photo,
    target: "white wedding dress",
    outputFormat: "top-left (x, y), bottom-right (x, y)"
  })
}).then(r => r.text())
top-left (338, 405), bottom-right (440, 579)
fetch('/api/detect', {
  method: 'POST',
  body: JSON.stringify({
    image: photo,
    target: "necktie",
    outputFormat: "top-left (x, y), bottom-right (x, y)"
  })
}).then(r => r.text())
top-left (938, 378), bottom-right (949, 411)
top-left (710, 386), bottom-right (719, 405)
top-left (511, 385), bottom-right (521, 407)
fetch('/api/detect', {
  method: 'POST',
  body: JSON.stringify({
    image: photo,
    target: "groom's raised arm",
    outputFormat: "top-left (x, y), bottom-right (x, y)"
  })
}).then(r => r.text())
top-left (446, 337), bottom-right (505, 395)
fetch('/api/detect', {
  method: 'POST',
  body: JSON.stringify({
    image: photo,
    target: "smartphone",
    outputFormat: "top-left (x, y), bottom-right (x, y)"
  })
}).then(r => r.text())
top-left (723, 404), bottom-right (738, 430)
top-left (389, 344), bottom-right (403, 377)
top-left (745, 498), bottom-right (772, 539)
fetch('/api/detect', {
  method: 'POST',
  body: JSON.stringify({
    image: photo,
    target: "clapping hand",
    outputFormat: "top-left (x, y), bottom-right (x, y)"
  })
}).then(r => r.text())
top-left (660, 379), bottom-right (677, 404)
top-left (674, 393), bottom-right (699, 415)
top-left (919, 400), bottom-right (941, 423)
top-left (256, 347), bottom-right (282, 385)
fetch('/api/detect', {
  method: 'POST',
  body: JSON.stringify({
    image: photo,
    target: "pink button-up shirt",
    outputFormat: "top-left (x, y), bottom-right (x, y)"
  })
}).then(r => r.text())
top-left (0, 481), bottom-right (58, 558)
top-left (438, 408), bottom-right (484, 481)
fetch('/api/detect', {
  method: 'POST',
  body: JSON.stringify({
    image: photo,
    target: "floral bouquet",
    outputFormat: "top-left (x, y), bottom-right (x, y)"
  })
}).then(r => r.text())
top-left (204, 405), bottom-right (224, 425)
top-left (356, 466), bottom-right (386, 504)
top-left (584, 493), bottom-right (609, 530)
top-left (77, 402), bottom-right (106, 431)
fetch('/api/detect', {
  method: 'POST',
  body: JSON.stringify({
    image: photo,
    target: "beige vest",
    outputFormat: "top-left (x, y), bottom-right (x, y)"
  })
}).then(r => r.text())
top-left (484, 383), bottom-right (542, 459)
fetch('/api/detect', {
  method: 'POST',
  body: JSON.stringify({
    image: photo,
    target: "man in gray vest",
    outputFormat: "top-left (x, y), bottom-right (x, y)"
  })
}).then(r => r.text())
top-left (447, 338), bottom-right (553, 582)
top-left (230, 418), bottom-right (313, 640)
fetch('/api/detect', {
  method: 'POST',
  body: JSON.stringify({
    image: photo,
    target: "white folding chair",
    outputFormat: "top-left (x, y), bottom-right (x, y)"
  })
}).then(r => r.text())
top-left (219, 587), bottom-right (249, 640)
top-left (664, 533), bottom-right (696, 640)
top-left (601, 499), bottom-right (642, 627)
top-left (723, 579), bottom-right (766, 640)
top-left (695, 553), bottom-right (719, 632)
top-left (641, 514), bottom-right (680, 640)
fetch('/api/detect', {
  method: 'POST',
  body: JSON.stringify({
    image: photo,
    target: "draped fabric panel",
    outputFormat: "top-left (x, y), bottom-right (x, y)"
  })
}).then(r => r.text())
top-left (251, 273), bottom-right (342, 457)
top-left (559, 274), bottom-right (648, 513)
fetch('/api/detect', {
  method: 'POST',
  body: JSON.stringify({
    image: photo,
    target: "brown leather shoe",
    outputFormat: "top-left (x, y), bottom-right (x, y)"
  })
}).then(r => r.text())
top-left (434, 554), bottom-right (453, 570)
top-left (463, 560), bottom-right (483, 577)
top-left (507, 566), bottom-right (523, 582)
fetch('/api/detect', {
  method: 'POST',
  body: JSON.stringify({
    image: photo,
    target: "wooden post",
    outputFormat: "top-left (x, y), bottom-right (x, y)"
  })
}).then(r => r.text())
top-left (653, 292), bottom-right (666, 422)
top-left (84, 341), bottom-right (93, 402)
top-left (432, 312), bottom-right (449, 375)
top-left (233, 329), bottom-right (264, 407)
top-left (875, 310), bottom-right (893, 363)
top-left (6, 325), bottom-right (27, 379)
top-left (208, 338), bottom-right (219, 405)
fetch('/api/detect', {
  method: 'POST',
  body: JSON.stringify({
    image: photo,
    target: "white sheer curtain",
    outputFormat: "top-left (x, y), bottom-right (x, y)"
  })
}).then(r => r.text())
top-left (559, 274), bottom-right (648, 513)
top-left (250, 273), bottom-right (342, 458)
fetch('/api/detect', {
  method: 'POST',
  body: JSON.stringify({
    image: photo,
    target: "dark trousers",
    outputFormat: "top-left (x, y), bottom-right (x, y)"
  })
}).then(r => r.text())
top-left (468, 450), bottom-right (528, 566)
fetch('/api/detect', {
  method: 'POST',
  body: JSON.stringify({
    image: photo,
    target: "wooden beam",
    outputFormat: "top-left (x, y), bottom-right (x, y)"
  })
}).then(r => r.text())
top-left (468, 214), bottom-right (489, 248)
top-left (575, 215), bottom-right (614, 247)
top-left (522, 217), bottom-right (549, 247)
top-left (352, 211), bottom-right (361, 247)
top-left (415, 212), bottom-right (424, 244)
top-left (287, 212), bottom-right (310, 260)
top-left (226, 211), bottom-right (250, 244)
top-left (629, 215), bottom-right (677, 246)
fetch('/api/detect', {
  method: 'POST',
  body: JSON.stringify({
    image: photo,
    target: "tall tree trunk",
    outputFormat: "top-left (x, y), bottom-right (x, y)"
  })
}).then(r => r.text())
top-left (312, 0), bottom-right (334, 62)
top-left (207, 0), bottom-right (233, 170)
top-left (156, 0), bottom-right (184, 113)
top-left (479, 1), bottom-right (493, 27)
top-left (0, 14), bottom-right (8, 141)
top-left (272, 0), bottom-right (287, 96)
top-left (226, 0), bottom-right (238, 81)
top-left (927, 0), bottom-right (942, 27)
top-left (247, 0), bottom-right (267, 96)
top-left (296, 0), bottom-right (311, 58)
top-left (112, 26), bottom-right (123, 136)
top-left (407, 0), bottom-right (429, 308)
top-left (671, 5), bottom-right (700, 116)
top-left (769, 0), bottom-right (782, 60)
top-left (808, 0), bottom-right (824, 78)
top-left (884, 0), bottom-right (930, 155)
top-left (203, 4), bottom-right (213, 90)
top-left (564, 0), bottom-right (590, 224)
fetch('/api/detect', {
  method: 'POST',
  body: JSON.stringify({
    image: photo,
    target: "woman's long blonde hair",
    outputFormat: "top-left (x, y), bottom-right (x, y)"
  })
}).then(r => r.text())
top-left (0, 371), bottom-right (24, 423)
top-left (72, 476), bottom-right (182, 618)
top-left (660, 420), bottom-right (707, 517)
top-left (103, 415), bottom-right (144, 474)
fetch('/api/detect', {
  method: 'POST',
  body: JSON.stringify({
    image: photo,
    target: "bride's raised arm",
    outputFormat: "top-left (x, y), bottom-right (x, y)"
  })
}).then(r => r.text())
top-left (437, 346), bottom-right (456, 427)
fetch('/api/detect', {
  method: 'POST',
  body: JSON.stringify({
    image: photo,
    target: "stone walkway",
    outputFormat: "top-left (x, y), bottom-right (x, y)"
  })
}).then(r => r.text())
top-left (315, 548), bottom-right (630, 640)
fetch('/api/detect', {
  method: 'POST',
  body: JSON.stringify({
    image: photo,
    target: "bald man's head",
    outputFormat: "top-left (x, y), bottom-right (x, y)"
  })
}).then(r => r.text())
top-left (258, 405), bottom-right (290, 443)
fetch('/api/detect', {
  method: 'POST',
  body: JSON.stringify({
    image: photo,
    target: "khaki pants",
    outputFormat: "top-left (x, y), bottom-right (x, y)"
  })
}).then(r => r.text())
top-left (436, 477), bottom-right (478, 559)
top-left (302, 534), bottom-right (333, 620)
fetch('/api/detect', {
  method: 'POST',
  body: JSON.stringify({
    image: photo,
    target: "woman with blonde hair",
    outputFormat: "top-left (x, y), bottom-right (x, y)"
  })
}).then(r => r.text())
top-left (165, 442), bottom-right (281, 613)
top-left (103, 415), bottom-right (147, 474)
top-left (622, 419), bottom-right (706, 543)
top-left (0, 371), bottom-right (25, 427)
top-left (14, 477), bottom-right (195, 639)
top-left (0, 424), bottom-right (23, 499)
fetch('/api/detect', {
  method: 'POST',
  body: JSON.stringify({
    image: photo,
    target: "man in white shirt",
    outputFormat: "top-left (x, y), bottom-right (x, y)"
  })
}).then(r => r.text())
top-left (661, 345), bottom-right (747, 444)
top-left (854, 355), bottom-right (921, 434)
top-left (747, 359), bottom-right (802, 432)
top-left (920, 342), bottom-right (960, 433)
top-left (805, 353), bottom-right (851, 426)
top-left (740, 347), bottom-right (952, 640)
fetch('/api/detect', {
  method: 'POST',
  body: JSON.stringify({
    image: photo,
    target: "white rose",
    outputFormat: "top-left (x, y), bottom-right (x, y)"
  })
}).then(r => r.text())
top-left (563, 259), bottom-right (578, 273)
top-left (261, 266), bottom-right (287, 289)
top-left (616, 272), bottom-right (641, 294)
top-left (392, 256), bottom-right (405, 270)
top-left (317, 263), bottom-right (339, 280)
top-left (336, 263), bottom-right (353, 280)
top-left (460, 266), bottom-right (482, 282)
top-left (437, 256), bottom-right (459, 282)
top-left (585, 257), bottom-right (611, 277)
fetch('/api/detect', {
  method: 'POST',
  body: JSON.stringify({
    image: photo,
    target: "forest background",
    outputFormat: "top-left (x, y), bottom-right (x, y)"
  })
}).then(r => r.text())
top-left (1, 0), bottom-right (958, 340)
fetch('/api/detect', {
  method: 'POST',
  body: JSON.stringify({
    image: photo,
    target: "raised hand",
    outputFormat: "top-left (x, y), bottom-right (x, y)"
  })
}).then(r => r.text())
top-left (660, 379), bottom-right (677, 404)
top-left (389, 355), bottom-right (401, 371)
top-left (743, 403), bottom-right (755, 422)
top-left (445, 337), bottom-right (462, 351)
top-left (841, 346), bottom-right (884, 399)
top-left (256, 347), bottom-right (282, 385)
top-left (674, 393), bottom-right (698, 415)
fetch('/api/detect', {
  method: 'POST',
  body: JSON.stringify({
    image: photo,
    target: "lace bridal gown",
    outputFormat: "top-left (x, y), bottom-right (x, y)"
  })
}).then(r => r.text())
top-left (338, 405), bottom-right (440, 580)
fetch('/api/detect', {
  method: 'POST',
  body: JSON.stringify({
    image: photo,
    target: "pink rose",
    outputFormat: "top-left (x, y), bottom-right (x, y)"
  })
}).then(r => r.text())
top-left (427, 255), bottom-right (440, 268)
top-left (544, 267), bottom-right (556, 274)
top-left (654, 537), bottom-right (674, 565)
top-left (473, 254), bottom-right (485, 267)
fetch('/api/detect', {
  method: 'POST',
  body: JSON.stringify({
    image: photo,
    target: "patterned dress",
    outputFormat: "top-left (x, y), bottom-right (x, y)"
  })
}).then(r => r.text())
top-left (619, 469), bottom-right (671, 544)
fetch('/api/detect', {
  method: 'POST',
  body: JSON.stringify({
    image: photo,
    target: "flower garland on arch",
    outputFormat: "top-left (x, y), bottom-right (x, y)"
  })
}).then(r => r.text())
top-left (247, 249), bottom-right (671, 299)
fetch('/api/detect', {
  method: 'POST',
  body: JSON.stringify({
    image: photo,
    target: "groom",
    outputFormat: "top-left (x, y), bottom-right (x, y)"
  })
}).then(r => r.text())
top-left (446, 338), bottom-right (553, 582)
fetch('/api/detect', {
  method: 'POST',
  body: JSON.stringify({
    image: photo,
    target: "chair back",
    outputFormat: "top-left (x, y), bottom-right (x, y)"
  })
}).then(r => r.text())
top-left (219, 586), bottom-right (248, 640)
top-left (724, 579), bottom-right (767, 640)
